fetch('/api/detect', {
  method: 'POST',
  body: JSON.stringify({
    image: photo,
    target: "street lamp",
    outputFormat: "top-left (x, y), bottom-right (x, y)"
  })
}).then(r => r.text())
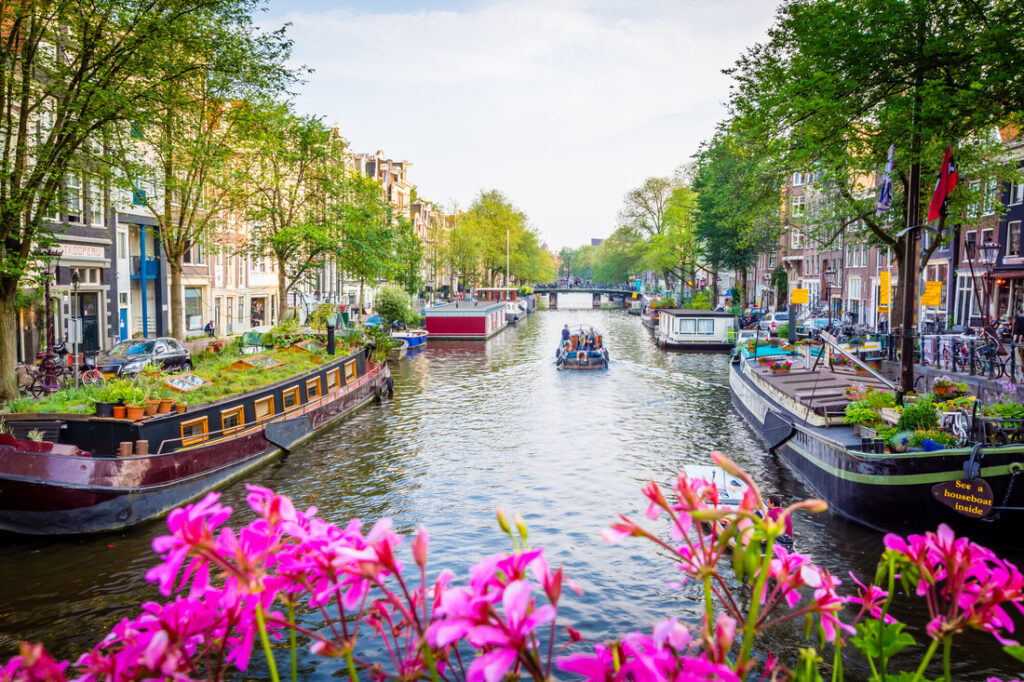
top-left (41, 246), bottom-right (63, 394)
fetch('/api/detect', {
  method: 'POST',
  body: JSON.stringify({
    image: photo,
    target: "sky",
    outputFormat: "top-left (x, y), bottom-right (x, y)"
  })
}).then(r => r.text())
top-left (258, 0), bottom-right (779, 250)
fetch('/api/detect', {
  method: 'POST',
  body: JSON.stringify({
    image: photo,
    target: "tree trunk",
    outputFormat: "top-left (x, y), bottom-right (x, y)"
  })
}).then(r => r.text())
top-left (169, 259), bottom-right (184, 340)
top-left (712, 269), bottom-right (719, 305)
top-left (277, 257), bottom-right (288, 322)
top-left (358, 279), bottom-right (364, 320)
top-left (0, 280), bottom-right (19, 401)
top-left (739, 267), bottom-right (748, 310)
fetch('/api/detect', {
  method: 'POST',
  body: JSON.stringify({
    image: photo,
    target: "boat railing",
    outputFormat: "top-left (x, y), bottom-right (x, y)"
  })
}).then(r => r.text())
top-left (819, 331), bottom-right (896, 390)
top-left (153, 365), bottom-right (382, 455)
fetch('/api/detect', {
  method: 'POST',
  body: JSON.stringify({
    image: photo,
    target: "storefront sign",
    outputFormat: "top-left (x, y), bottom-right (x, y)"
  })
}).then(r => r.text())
top-left (790, 288), bottom-right (809, 305)
top-left (921, 281), bottom-right (942, 307)
top-left (931, 478), bottom-right (993, 518)
top-left (880, 271), bottom-right (891, 305)
top-left (60, 244), bottom-right (105, 260)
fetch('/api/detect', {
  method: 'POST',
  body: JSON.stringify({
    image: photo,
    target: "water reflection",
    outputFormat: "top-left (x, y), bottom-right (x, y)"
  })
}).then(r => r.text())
top-left (0, 295), bottom-right (1014, 678)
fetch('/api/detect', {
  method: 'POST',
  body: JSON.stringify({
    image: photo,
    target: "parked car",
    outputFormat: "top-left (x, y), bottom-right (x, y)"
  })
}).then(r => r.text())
top-left (758, 311), bottom-right (790, 334)
top-left (796, 317), bottom-right (832, 337)
top-left (96, 337), bottom-right (192, 377)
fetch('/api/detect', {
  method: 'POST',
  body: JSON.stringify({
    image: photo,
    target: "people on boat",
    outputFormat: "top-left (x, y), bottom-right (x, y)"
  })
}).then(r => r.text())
top-left (765, 494), bottom-right (794, 545)
top-left (561, 324), bottom-right (571, 346)
top-left (589, 328), bottom-right (598, 349)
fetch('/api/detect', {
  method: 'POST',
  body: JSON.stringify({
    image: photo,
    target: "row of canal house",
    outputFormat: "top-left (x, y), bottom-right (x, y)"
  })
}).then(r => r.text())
top-left (748, 127), bottom-right (1024, 331)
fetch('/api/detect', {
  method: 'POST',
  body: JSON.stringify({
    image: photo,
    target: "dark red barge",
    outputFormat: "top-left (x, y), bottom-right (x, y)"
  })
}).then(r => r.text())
top-left (0, 349), bottom-right (391, 535)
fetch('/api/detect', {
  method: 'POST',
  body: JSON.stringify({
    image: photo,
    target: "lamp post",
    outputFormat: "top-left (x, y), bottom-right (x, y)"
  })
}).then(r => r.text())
top-left (41, 247), bottom-right (63, 394)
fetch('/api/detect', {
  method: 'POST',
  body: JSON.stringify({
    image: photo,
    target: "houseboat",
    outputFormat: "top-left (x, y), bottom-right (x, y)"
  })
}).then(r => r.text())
top-left (0, 348), bottom-right (391, 535)
top-left (424, 301), bottom-right (507, 340)
top-left (628, 298), bottom-right (644, 315)
top-left (476, 287), bottom-right (527, 324)
top-left (729, 333), bottom-right (1024, 548)
top-left (655, 309), bottom-right (737, 351)
top-left (556, 327), bottom-right (609, 370)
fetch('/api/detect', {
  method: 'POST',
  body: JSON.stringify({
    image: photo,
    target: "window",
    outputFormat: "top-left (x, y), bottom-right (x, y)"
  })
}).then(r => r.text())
top-left (119, 292), bottom-right (128, 305)
top-left (980, 229), bottom-right (995, 262)
top-left (87, 182), bottom-right (103, 226)
top-left (697, 319), bottom-right (715, 335)
top-left (878, 249), bottom-right (888, 268)
top-left (1007, 222), bottom-right (1022, 258)
top-left (845, 245), bottom-right (853, 268)
top-left (180, 416), bottom-right (209, 447)
top-left (118, 231), bottom-right (127, 258)
top-left (72, 268), bottom-right (99, 284)
top-left (1011, 182), bottom-right (1024, 206)
top-left (679, 318), bottom-right (696, 334)
top-left (185, 287), bottom-right (202, 330)
top-left (65, 174), bottom-right (82, 222)
top-left (768, 252), bottom-right (777, 268)
top-left (326, 368), bottom-right (341, 392)
top-left (955, 275), bottom-right (976, 327)
top-left (183, 243), bottom-right (205, 265)
top-left (221, 407), bottom-right (244, 435)
top-left (343, 361), bottom-right (357, 384)
top-left (255, 396), bottom-right (275, 420)
top-left (790, 196), bottom-right (805, 221)
top-left (790, 229), bottom-right (803, 249)
top-left (306, 377), bottom-right (322, 400)
top-left (282, 386), bottom-right (300, 410)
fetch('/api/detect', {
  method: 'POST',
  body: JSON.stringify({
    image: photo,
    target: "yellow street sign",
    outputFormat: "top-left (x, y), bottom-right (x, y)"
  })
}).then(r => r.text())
top-left (880, 272), bottom-right (891, 306)
top-left (790, 288), bottom-right (809, 305)
top-left (921, 281), bottom-right (942, 307)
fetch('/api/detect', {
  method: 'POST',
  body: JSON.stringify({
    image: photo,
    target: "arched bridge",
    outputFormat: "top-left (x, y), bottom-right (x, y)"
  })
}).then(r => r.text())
top-left (530, 284), bottom-right (639, 310)
top-left (532, 284), bottom-right (634, 295)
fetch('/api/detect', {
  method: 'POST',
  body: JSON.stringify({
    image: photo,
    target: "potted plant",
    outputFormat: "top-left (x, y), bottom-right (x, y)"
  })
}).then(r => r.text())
top-left (769, 360), bottom-right (792, 372)
top-left (112, 405), bottom-right (127, 419)
top-left (143, 392), bottom-right (160, 416)
top-left (157, 397), bottom-right (175, 414)
top-left (175, 401), bottom-right (187, 414)
top-left (933, 376), bottom-right (954, 395)
top-left (125, 403), bottom-right (146, 421)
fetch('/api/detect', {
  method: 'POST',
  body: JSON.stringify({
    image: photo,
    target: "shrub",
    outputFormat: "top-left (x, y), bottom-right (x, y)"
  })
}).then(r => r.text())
top-left (775, 323), bottom-right (789, 338)
top-left (375, 284), bottom-right (417, 326)
top-left (897, 396), bottom-right (939, 432)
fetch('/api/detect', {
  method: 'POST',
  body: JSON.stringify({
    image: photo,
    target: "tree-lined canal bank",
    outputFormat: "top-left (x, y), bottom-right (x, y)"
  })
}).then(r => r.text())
top-left (0, 300), bottom-right (1014, 679)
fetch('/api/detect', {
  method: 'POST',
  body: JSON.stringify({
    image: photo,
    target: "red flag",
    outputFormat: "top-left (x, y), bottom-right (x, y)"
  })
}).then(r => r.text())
top-left (927, 146), bottom-right (959, 221)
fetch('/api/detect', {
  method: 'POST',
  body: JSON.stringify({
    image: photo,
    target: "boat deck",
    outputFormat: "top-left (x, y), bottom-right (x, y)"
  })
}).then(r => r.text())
top-left (750, 362), bottom-right (891, 419)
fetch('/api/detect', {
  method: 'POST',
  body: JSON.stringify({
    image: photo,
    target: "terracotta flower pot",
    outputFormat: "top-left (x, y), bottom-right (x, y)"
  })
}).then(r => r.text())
top-left (144, 399), bottom-right (159, 416)
top-left (125, 405), bottom-right (145, 421)
top-left (112, 405), bottom-right (127, 419)
top-left (158, 398), bottom-right (175, 413)
top-left (175, 403), bottom-right (186, 414)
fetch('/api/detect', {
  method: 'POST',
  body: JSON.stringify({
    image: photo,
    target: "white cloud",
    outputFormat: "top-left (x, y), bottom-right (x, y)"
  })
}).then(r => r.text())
top-left (263, 0), bottom-right (778, 249)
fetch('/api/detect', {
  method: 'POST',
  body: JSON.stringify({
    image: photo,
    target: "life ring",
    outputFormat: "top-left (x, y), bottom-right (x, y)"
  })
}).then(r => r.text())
top-left (576, 351), bottom-right (588, 366)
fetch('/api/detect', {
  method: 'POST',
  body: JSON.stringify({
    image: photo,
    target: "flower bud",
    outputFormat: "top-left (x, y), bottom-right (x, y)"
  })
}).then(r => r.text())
top-left (514, 513), bottom-right (528, 544)
top-left (412, 525), bottom-right (429, 568)
top-left (496, 508), bottom-right (512, 536)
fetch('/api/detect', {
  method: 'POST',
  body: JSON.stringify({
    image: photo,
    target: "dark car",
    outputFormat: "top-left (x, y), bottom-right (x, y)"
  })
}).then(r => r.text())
top-left (97, 337), bottom-right (193, 377)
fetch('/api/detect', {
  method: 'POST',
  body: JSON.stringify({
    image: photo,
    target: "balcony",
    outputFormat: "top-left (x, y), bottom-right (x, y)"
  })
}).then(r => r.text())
top-left (130, 256), bottom-right (159, 279)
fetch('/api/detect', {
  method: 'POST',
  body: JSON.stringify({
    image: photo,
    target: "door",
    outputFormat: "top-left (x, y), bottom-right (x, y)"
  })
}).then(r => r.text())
top-left (119, 307), bottom-right (128, 341)
top-left (76, 292), bottom-right (100, 353)
top-left (226, 297), bottom-right (233, 335)
top-left (214, 297), bottom-right (222, 337)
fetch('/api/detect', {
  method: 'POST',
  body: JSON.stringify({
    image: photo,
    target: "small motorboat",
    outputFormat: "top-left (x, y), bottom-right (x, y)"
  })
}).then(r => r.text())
top-left (555, 326), bottom-right (609, 370)
top-left (391, 328), bottom-right (428, 350)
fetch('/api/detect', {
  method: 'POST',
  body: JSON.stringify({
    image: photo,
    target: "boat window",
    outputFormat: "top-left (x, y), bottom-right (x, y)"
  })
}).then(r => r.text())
top-left (343, 360), bottom-right (357, 384)
top-left (325, 369), bottom-right (341, 392)
top-left (255, 396), bottom-right (275, 420)
top-left (679, 318), bottom-right (696, 334)
top-left (306, 377), bottom-right (322, 400)
top-left (221, 407), bottom-right (244, 435)
top-left (282, 386), bottom-right (300, 410)
top-left (698, 319), bottom-right (715, 335)
top-left (180, 416), bottom-right (209, 447)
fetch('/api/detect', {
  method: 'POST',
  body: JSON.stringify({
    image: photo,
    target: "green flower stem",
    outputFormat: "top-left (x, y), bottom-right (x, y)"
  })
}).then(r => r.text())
top-left (879, 554), bottom-right (896, 676)
top-left (703, 574), bottom-right (714, 623)
top-left (738, 536), bottom-right (775, 668)
top-left (831, 639), bottom-right (843, 682)
top-left (942, 635), bottom-right (952, 682)
top-left (910, 637), bottom-right (941, 682)
top-left (288, 601), bottom-right (298, 682)
top-left (255, 603), bottom-right (281, 682)
top-left (345, 649), bottom-right (360, 682)
top-left (420, 637), bottom-right (442, 682)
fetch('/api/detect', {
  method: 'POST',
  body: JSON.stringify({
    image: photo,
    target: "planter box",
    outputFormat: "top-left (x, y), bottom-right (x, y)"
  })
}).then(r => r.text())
top-left (855, 423), bottom-right (879, 439)
top-left (879, 407), bottom-right (902, 426)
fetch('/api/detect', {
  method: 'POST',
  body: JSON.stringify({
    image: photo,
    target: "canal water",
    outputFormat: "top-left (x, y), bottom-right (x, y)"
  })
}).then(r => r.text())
top-left (0, 294), bottom-right (1014, 679)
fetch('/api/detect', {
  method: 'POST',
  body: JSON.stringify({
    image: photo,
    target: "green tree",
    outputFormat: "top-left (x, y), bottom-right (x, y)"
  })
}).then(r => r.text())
top-left (113, 19), bottom-right (293, 340)
top-left (460, 190), bottom-right (531, 286)
top-left (330, 172), bottom-right (394, 316)
top-left (239, 102), bottom-right (338, 319)
top-left (727, 0), bottom-right (1024, 332)
top-left (692, 126), bottom-right (785, 309)
top-left (391, 216), bottom-right (424, 295)
top-left (373, 284), bottom-right (416, 326)
top-left (0, 0), bottom-right (278, 399)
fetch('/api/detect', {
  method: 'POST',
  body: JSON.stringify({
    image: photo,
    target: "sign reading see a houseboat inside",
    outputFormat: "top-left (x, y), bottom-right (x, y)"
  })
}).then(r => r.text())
top-left (931, 478), bottom-right (994, 518)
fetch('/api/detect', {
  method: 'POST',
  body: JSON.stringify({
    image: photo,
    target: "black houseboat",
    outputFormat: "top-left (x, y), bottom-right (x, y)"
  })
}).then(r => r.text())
top-left (0, 348), bottom-right (391, 535)
top-left (729, 339), bottom-right (1024, 548)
